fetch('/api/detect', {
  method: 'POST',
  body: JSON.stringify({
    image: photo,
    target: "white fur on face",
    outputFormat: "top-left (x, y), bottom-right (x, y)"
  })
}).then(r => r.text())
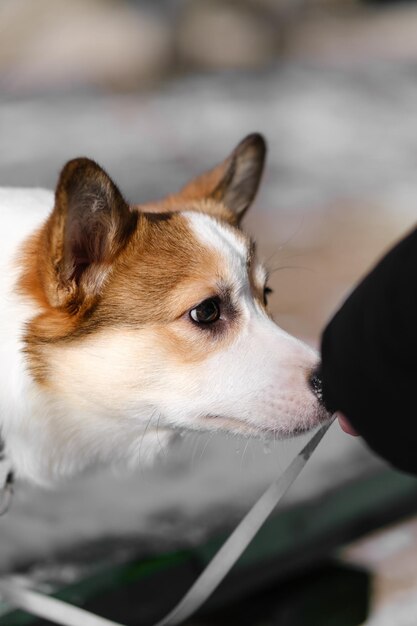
top-left (161, 311), bottom-right (325, 437)
top-left (151, 213), bottom-right (326, 437)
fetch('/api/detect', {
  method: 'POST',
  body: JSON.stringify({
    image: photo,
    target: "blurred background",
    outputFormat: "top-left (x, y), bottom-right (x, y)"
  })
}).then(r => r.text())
top-left (1, 0), bottom-right (417, 624)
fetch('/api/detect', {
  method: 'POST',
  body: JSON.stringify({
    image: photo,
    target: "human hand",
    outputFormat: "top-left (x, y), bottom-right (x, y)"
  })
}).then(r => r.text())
top-left (337, 413), bottom-right (359, 437)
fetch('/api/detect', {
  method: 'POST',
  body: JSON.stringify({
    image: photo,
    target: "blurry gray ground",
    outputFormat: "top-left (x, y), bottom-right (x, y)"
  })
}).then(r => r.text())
top-left (0, 63), bottom-right (416, 578)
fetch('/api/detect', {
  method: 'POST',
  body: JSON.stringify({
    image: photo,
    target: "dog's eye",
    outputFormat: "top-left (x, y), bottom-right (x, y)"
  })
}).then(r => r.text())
top-left (190, 298), bottom-right (221, 324)
top-left (263, 286), bottom-right (273, 305)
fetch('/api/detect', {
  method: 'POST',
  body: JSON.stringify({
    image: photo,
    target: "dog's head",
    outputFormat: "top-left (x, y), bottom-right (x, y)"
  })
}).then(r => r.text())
top-left (19, 134), bottom-right (328, 476)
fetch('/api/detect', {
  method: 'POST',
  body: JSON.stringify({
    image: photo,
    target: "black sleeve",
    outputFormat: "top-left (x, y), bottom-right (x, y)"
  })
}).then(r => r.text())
top-left (320, 225), bottom-right (417, 474)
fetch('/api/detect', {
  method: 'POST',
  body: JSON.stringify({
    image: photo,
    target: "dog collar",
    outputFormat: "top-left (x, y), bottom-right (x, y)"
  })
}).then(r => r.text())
top-left (0, 436), bottom-right (14, 515)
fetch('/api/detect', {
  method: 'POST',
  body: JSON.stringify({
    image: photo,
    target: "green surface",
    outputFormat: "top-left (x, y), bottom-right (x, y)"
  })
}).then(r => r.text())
top-left (198, 467), bottom-right (417, 568)
top-left (193, 562), bottom-right (371, 626)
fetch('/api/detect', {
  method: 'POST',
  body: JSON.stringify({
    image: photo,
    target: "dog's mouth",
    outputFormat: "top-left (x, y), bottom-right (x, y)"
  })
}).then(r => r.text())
top-left (201, 411), bottom-right (328, 439)
top-left (204, 413), bottom-right (275, 437)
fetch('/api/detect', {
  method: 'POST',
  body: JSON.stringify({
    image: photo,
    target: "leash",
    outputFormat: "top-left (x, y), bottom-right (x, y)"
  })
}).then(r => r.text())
top-left (0, 419), bottom-right (334, 626)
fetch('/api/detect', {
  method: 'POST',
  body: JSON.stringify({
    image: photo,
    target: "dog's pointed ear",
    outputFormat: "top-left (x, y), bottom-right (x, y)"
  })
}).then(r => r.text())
top-left (179, 133), bottom-right (267, 223)
top-left (211, 134), bottom-right (267, 221)
top-left (45, 158), bottom-right (137, 309)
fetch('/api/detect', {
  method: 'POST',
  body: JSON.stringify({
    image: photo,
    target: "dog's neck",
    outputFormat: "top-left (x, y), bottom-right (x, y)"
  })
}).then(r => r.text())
top-left (0, 190), bottom-right (44, 482)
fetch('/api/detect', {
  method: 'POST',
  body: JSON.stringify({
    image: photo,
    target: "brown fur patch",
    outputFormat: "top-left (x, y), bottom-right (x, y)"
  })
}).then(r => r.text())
top-left (18, 211), bottom-right (244, 382)
top-left (94, 212), bottom-right (220, 325)
top-left (136, 197), bottom-right (236, 225)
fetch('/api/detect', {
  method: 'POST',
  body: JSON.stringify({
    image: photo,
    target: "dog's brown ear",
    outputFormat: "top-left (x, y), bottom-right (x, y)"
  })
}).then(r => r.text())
top-left (211, 134), bottom-right (267, 221)
top-left (45, 158), bottom-right (137, 309)
top-left (179, 134), bottom-right (267, 223)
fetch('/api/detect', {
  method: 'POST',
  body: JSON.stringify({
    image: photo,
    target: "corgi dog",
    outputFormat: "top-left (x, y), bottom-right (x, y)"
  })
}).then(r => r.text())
top-left (0, 134), bottom-right (328, 486)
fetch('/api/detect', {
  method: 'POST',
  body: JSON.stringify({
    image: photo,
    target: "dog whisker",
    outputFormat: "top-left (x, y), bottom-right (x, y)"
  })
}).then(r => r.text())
top-left (268, 264), bottom-right (314, 276)
top-left (240, 437), bottom-right (251, 471)
top-left (264, 215), bottom-right (306, 263)
top-left (198, 432), bottom-right (214, 463)
top-left (137, 407), bottom-right (158, 476)
top-left (155, 411), bottom-right (167, 459)
top-left (190, 433), bottom-right (204, 470)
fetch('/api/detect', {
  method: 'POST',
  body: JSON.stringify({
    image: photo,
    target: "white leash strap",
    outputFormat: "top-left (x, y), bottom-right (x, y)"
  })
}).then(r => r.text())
top-left (0, 579), bottom-right (124, 626)
top-left (154, 419), bottom-right (333, 626)
top-left (0, 420), bottom-right (333, 626)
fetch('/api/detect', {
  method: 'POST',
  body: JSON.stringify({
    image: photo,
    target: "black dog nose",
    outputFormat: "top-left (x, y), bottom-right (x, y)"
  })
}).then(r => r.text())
top-left (308, 366), bottom-right (324, 406)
